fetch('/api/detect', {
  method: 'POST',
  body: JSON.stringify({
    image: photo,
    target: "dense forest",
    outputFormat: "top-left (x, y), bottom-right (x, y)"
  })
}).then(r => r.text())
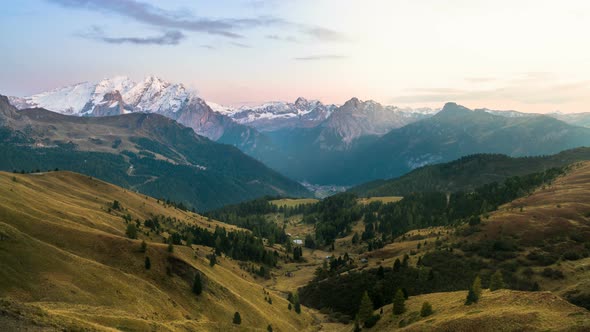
top-left (207, 168), bottom-right (565, 249)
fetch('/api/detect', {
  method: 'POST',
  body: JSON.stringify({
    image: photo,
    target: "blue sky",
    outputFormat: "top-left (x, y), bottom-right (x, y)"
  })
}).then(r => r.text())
top-left (2, 0), bottom-right (590, 113)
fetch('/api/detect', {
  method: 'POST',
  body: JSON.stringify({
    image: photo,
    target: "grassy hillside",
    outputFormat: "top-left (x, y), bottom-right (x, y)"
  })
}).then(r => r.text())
top-left (350, 147), bottom-right (590, 197)
top-left (0, 171), bottom-right (317, 331)
top-left (369, 290), bottom-right (590, 331)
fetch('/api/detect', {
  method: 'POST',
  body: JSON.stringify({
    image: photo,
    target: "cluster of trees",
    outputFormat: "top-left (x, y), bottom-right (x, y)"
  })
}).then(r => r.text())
top-left (181, 225), bottom-right (279, 267)
top-left (299, 248), bottom-right (528, 317)
top-left (205, 197), bottom-right (289, 245)
top-left (313, 253), bottom-right (355, 280)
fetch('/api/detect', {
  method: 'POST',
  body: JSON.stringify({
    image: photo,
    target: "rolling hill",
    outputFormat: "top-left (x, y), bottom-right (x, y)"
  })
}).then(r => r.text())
top-left (0, 170), bottom-right (317, 331)
top-left (350, 147), bottom-right (590, 197)
top-left (0, 95), bottom-right (309, 211)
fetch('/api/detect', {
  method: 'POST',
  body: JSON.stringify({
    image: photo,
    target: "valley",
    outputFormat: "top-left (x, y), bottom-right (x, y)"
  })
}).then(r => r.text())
top-left (3, 2), bottom-right (590, 330)
top-left (2, 140), bottom-right (590, 330)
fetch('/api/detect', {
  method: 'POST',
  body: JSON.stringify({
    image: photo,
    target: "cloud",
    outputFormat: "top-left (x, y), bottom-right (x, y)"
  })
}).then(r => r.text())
top-left (78, 26), bottom-right (185, 45)
top-left (391, 78), bottom-right (590, 105)
top-left (48, 0), bottom-right (281, 38)
top-left (47, 0), bottom-right (347, 45)
top-left (294, 55), bottom-right (348, 61)
top-left (303, 27), bottom-right (349, 42)
top-left (465, 77), bottom-right (496, 83)
top-left (266, 34), bottom-right (299, 43)
top-left (230, 42), bottom-right (251, 48)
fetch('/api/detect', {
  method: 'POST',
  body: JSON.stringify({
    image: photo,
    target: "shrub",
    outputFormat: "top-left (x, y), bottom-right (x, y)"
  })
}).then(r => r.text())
top-left (125, 224), bottom-right (137, 239)
top-left (144, 257), bottom-right (151, 270)
top-left (233, 312), bottom-right (241, 324)
top-left (541, 268), bottom-right (564, 279)
top-left (420, 302), bottom-right (433, 317)
top-left (563, 251), bottom-right (581, 261)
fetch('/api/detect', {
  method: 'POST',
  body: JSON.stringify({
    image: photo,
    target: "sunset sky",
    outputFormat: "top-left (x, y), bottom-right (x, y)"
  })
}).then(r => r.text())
top-left (2, 0), bottom-right (590, 113)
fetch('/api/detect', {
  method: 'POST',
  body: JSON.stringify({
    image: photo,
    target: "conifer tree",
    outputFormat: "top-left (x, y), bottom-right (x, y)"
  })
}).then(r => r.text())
top-left (393, 289), bottom-right (406, 315)
top-left (193, 272), bottom-right (203, 295)
top-left (465, 276), bottom-right (482, 305)
top-left (144, 256), bottom-right (151, 270)
top-left (393, 258), bottom-right (401, 272)
top-left (293, 293), bottom-right (301, 314)
top-left (490, 270), bottom-right (504, 291)
top-left (140, 240), bottom-right (147, 253)
top-left (233, 312), bottom-right (241, 324)
top-left (472, 275), bottom-right (482, 298)
top-left (358, 291), bottom-right (373, 323)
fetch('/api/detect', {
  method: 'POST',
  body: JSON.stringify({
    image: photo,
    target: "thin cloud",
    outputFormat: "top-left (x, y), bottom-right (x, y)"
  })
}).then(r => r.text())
top-left (78, 27), bottom-right (185, 45)
top-left (465, 77), bottom-right (496, 83)
top-left (230, 42), bottom-right (252, 48)
top-left (294, 55), bottom-right (348, 61)
top-left (392, 80), bottom-right (590, 105)
top-left (303, 27), bottom-right (349, 42)
top-left (47, 0), bottom-right (347, 45)
top-left (48, 0), bottom-right (276, 38)
top-left (266, 34), bottom-right (299, 43)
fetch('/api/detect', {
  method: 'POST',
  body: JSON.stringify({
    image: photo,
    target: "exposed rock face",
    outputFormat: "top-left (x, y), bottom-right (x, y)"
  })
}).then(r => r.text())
top-left (90, 91), bottom-right (132, 117)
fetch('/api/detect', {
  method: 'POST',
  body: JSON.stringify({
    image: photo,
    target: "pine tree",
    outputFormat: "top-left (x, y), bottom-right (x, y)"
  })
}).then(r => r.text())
top-left (465, 275), bottom-right (482, 305)
top-left (144, 256), bottom-right (151, 270)
top-left (140, 240), bottom-right (147, 253)
top-left (393, 258), bottom-right (401, 272)
top-left (167, 242), bottom-right (174, 253)
top-left (193, 272), bottom-right (203, 295)
top-left (267, 324), bottom-right (273, 332)
top-left (288, 303), bottom-right (292, 310)
top-left (377, 265), bottom-right (385, 279)
top-left (472, 275), bottom-right (482, 298)
top-left (209, 254), bottom-right (217, 267)
top-left (490, 270), bottom-right (504, 291)
top-left (465, 288), bottom-right (478, 305)
top-left (420, 302), bottom-right (433, 317)
top-left (293, 293), bottom-right (301, 314)
top-left (358, 291), bottom-right (373, 323)
top-left (393, 289), bottom-right (406, 315)
top-left (233, 312), bottom-right (241, 324)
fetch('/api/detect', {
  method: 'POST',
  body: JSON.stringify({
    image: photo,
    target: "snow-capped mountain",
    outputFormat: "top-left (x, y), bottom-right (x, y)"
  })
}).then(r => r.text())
top-left (222, 97), bottom-right (338, 132)
top-left (10, 76), bottom-right (235, 140)
top-left (14, 76), bottom-right (191, 116)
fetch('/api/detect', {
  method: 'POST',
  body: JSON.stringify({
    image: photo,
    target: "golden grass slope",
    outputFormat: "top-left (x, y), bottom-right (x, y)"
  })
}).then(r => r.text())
top-left (0, 171), bottom-right (317, 331)
top-left (369, 290), bottom-right (590, 332)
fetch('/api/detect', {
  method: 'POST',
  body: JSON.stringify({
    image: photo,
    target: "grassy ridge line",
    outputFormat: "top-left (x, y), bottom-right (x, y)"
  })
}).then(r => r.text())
top-left (350, 147), bottom-right (590, 197)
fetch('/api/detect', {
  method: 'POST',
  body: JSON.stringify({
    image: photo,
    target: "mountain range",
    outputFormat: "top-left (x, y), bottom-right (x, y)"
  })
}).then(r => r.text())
top-left (7, 76), bottom-right (590, 187)
top-left (0, 95), bottom-right (308, 210)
